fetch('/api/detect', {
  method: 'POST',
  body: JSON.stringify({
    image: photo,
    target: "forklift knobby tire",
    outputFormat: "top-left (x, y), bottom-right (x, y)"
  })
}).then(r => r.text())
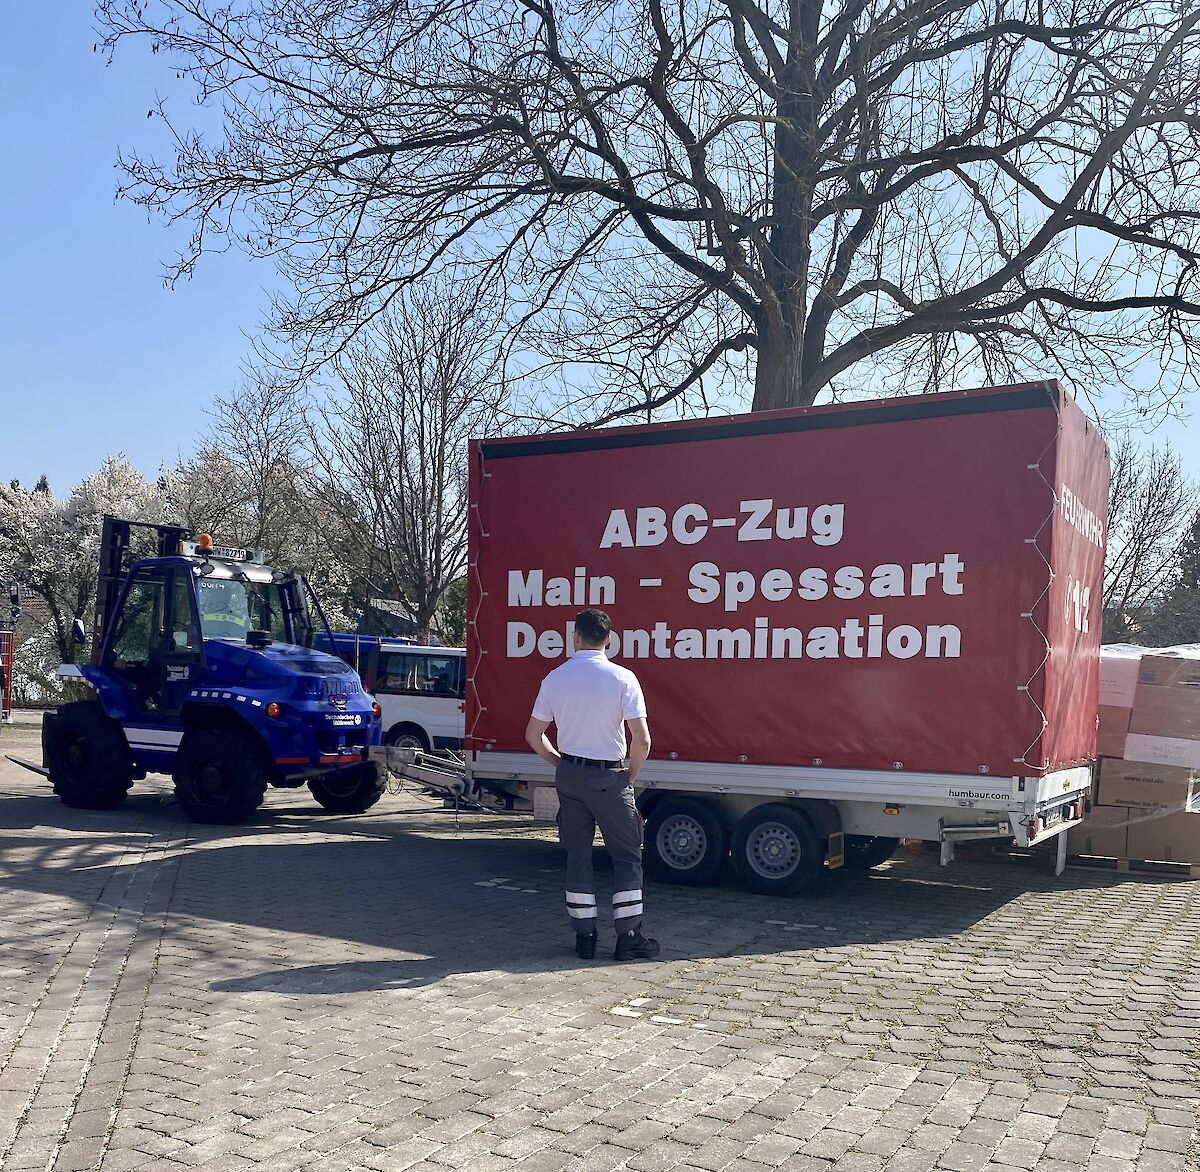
top-left (643, 797), bottom-right (727, 885)
top-left (842, 835), bottom-right (900, 871)
top-left (730, 804), bottom-right (823, 896)
top-left (308, 761), bottom-right (386, 814)
top-left (45, 702), bottom-right (134, 809)
top-left (172, 728), bottom-right (269, 824)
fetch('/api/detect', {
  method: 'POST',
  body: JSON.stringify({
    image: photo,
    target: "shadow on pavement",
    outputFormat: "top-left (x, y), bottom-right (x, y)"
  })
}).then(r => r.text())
top-left (2, 771), bottom-right (1190, 998)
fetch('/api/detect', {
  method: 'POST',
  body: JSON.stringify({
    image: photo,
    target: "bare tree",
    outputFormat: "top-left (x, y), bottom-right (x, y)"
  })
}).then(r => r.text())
top-left (305, 281), bottom-right (505, 642)
top-left (164, 377), bottom-right (314, 559)
top-left (1103, 436), bottom-right (1198, 641)
top-left (100, 0), bottom-right (1200, 420)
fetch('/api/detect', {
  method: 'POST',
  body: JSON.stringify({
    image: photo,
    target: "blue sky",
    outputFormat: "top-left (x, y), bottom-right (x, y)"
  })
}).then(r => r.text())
top-left (2, 6), bottom-right (1197, 493)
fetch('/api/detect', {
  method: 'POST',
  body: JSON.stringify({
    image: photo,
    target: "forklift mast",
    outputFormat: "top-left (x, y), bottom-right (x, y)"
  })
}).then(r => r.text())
top-left (91, 516), bottom-right (193, 664)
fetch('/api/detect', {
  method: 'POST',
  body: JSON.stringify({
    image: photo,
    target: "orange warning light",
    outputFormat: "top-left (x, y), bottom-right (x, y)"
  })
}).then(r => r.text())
top-left (197, 533), bottom-right (215, 553)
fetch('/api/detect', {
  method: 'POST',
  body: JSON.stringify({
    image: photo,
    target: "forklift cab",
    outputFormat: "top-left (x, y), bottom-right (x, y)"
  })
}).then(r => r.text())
top-left (103, 563), bottom-right (202, 716)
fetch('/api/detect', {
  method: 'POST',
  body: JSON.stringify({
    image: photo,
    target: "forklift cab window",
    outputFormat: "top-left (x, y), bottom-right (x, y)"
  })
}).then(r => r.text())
top-left (170, 574), bottom-right (201, 650)
top-left (110, 573), bottom-right (166, 666)
top-left (197, 578), bottom-right (251, 639)
top-left (196, 576), bottom-right (288, 643)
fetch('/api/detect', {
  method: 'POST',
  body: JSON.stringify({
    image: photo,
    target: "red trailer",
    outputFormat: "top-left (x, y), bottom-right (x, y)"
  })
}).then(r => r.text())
top-left (384, 381), bottom-right (1109, 892)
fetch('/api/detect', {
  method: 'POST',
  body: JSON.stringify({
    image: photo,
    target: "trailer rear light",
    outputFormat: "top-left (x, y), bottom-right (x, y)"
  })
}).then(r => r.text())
top-left (884, 805), bottom-right (901, 815)
top-left (1074, 797), bottom-right (1086, 820)
top-left (1031, 815), bottom-right (1042, 837)
top-left (266, 702), bottom-right (282, 719)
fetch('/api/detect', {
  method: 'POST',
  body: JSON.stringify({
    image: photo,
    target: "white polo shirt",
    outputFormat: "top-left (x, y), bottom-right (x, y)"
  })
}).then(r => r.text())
top-left (531, 650), bottom-right (647, 761)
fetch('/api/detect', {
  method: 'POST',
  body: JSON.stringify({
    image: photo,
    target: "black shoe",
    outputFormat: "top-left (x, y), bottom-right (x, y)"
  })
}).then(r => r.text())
top-left (614, 929), bottom-right (660, 962)
top-left (575, 931), bottom-right (597, 959)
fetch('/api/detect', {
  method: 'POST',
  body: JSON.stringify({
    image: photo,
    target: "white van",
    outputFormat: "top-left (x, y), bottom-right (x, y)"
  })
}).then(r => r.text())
top-left (370, 644), bottom-right (466, 750)
top-left (324, 636), bottom-right (466, 751)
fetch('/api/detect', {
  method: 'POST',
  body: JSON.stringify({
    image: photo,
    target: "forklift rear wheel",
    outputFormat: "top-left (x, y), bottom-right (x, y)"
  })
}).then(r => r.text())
top-left (308, 760), bottom-right (386, 814)
top-left (730, 804), bottom-right (823, 895)
top-left (643, 798), bottom-right (727, 885)
top-left (172, 728), bottom-right (269, 824)
top-left (45, 702), bottom-right (134, 809)
top-left (842, 835), bottom-right (900, 870)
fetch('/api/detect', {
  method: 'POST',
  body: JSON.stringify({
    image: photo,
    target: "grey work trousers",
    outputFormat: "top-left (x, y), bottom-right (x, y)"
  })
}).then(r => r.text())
top-left (556, 759), bottom-right (644, 934)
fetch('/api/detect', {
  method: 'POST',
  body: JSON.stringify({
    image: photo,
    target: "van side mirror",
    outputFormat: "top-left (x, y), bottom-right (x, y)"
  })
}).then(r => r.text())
top-left (72, 619), bottom-right (87, 645)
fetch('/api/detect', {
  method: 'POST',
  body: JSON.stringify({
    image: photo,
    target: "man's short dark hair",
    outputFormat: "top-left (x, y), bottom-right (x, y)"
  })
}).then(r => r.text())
top-left (574, 609), bottom-right (612, 646)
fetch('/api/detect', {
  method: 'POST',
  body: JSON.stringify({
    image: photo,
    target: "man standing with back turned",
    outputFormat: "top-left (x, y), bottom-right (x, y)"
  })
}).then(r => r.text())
top-left (525, 609), bottom-right (660, 962)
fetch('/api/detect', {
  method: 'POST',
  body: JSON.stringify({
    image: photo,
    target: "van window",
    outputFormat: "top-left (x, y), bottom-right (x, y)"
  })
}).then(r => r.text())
top-left (376, 652), bottom-right (464, 698)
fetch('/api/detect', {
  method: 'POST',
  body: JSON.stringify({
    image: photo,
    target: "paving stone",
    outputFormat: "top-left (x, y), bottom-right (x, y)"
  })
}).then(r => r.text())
top-left (2, 758), bottom-right (1200, 1172)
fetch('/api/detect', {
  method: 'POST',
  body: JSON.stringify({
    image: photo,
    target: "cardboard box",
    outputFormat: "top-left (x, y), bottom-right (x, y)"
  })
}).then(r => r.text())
top-left (1136, 651), bottom-right (1200, 689)
top-left (1123, 733), bottom-right (1200, 772)
top-left (1129, 682), bottom-right (1200, 740)
top-left (1097, 704), bottom-right (1132, 758)
top-left (1126, 809), bottom-right (1200, 864)
top-left (1099, 645), bottom-right (1143, 708)
top-left (1096, 757), bottom-right (1200, 810)
top-left (1067, 806), bottom-right (1129, 858)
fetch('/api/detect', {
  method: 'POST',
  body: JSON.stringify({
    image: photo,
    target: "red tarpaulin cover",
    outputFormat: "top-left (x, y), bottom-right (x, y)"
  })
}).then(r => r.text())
top-left (467, 382), bottom-right (1109, 778)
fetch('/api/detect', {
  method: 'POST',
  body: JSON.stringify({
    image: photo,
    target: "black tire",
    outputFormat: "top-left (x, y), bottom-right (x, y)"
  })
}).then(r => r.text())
top-left (308, 760), bottom-right (386, 814)
top-left (172, 727), bottom-right (269, 824)
top-left (44, 702), bottom-right (134, 810)
top-left (384, 724), bottom-right (430, 751)
top-left (730, 804), bottom-right (824, 896)
top-left (643, 798), bottom-right (727, 885)
top-left (843, 835), bottom-right (900, 871)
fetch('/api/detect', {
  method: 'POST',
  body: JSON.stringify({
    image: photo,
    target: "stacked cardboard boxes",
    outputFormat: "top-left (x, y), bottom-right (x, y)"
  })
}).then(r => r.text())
top-left (1069, 645), bottom-right (1200, 863)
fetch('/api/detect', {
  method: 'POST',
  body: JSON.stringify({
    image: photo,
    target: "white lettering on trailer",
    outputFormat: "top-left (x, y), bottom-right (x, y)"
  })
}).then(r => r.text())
top-left (599, 499), bottom-right (846, 549)
top-left (1060, 485), bottom-right (1104, 548)
top-left (506, 618), bottom-right (961, 661)
top-left (686, 554), bottom-right (965, 612)
top-left (508, 568), bottom-right (616, 607)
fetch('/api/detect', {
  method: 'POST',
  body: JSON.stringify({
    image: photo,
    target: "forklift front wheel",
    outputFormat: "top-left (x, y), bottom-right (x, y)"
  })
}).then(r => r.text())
top-left (308, 760), bottom-right (386, 815)
top-left (172, 728), bottom-right (269, 824)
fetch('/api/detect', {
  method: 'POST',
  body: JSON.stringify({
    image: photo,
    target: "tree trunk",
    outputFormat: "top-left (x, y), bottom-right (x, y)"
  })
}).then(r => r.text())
top-left (753, 338), bottom-right (811, 412)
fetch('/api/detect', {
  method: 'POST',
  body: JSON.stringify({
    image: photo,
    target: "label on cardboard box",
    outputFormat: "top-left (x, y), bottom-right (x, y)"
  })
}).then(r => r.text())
top-left (1123, 733), bottom-right (1200, 772)
top-left (1096, 757), bottom-right (1200, 810)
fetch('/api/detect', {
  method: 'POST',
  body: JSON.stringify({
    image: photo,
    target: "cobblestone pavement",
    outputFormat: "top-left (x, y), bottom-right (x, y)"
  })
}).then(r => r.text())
top-left (1, 717), bottom-right (1197, 1172)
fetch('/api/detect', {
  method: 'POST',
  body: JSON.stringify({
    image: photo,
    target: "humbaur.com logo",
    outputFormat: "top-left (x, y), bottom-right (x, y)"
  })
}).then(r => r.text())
top-left (947, 787), bottom-right (1011, 801)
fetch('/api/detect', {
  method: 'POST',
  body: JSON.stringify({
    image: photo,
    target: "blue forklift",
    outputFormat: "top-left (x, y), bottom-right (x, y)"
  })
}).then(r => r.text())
top-left (34, 517), bottom-right (384, 823)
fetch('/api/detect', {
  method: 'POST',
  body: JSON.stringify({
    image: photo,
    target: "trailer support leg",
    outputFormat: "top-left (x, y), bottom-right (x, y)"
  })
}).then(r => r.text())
top-left (1055, 830), bottom-right (1067, 877)
top-left (940, 838), bottom-right (955, 866)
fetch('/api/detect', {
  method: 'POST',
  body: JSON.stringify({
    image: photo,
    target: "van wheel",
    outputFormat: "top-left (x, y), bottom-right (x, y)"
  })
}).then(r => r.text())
top-left (843, 835), bottom-right (900, 870)
top-left (644, 798), bottom-right (726, 885)
top-left (44, 702), bottom-right (134, 809)
top-left (173, 728), bottom-right (269, 824)
top-left (385, 724), bottom-right (429, 751)
top-left (309, 761), bottom-right (386, 814)
top-left (730, 804), bottom-right (823, 896)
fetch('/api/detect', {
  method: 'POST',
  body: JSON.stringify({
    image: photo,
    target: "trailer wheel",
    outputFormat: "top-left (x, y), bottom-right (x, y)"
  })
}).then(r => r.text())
top-left (730, 804), bottom-right (823, 896)
top-left (842, 835), bottom-right (900, 870)
top-left (644, 798), bottom-right (727, 885)
top-left (308, 760), bottom-right (386, 814)
top-left (172, 728), bottom-right (269, 824)
top-left (44, 702), bottom-right (134, 809)
top-left (385, 723), bottom-right (429, 751)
